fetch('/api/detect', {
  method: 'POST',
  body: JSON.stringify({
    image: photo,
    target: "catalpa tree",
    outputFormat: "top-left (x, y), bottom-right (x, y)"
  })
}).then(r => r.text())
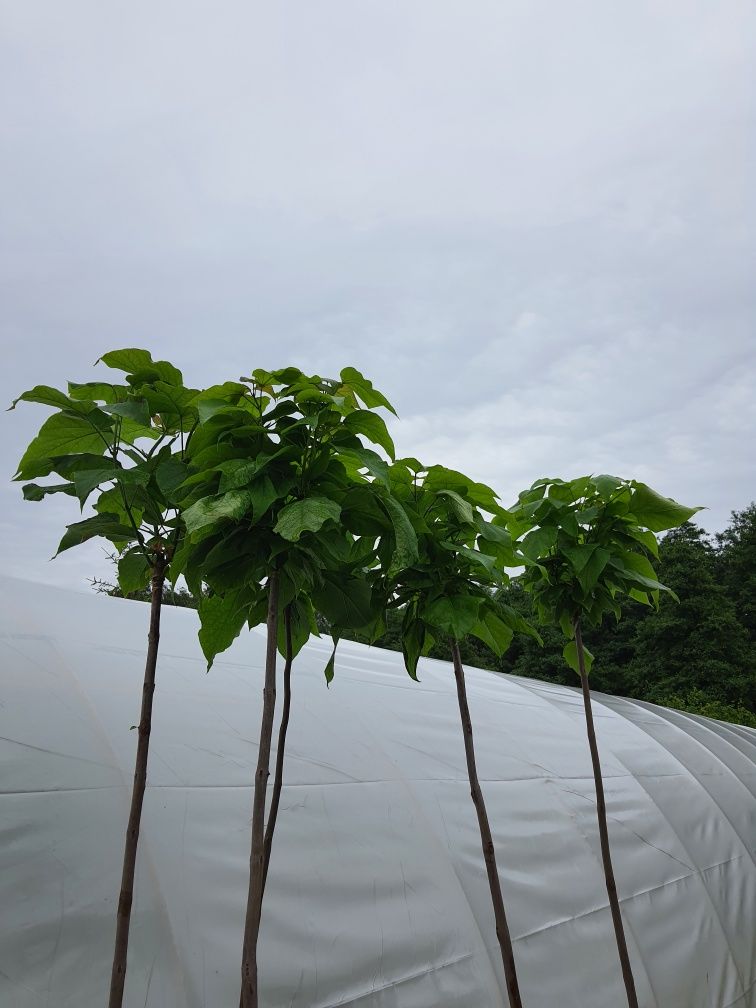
top-left (11, 348), bottom-right (201, 1008)
top-left (376, 459), bottom-right (540, 1008)
top-left (168, 365), bottom-right (411, 1008)
top-left (507, 475), bottom-right (701, 1008)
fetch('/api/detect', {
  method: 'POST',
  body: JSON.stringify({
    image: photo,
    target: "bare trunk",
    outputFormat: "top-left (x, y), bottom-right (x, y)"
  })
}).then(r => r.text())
top-left (450, 641), bottom-right (524, 1008)
top-left (108, 556), bottom-right (166, 1008)
top-left (262, 604), bottom-right (293, 892)
top-left (574, 620), bottom-right (639, 1008)
top-left (240, 572), bottom-right (280, 1008)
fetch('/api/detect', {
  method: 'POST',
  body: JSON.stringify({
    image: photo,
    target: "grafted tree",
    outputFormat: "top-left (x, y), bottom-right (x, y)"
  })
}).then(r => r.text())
top-left (170, 366), bottom-right (408, 1008)
top-left (11, 348), bottom-right (201, 1007)
top-left (506, 475), bottom-right (700, 1008)
top-left (378, 459), bottom-right (540, 1008)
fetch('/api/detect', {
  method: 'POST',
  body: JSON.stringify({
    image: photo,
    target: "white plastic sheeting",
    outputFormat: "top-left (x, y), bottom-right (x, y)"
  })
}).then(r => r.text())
top-left (1, 575), bottom-right (754, 1008)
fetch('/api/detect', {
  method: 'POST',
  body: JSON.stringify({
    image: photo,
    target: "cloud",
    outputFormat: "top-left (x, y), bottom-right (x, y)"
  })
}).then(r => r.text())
top-left (1, 0), bottom-right (754, 587)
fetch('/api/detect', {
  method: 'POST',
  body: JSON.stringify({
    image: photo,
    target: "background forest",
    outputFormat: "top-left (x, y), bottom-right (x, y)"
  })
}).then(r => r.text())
top-left (101, 504), bottom-right (756, 729)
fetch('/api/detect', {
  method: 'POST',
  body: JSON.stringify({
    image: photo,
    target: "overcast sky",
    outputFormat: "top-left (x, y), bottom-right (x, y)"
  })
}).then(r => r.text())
top-left (1, 1), bottom-right (754, 589)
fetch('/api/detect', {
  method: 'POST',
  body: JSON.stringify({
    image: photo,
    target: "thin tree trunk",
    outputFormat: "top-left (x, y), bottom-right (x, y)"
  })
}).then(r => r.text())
top-left (450, 640), bottom-right (524, 1008)
top-left (574, 620), bottom-right (639, 1008)
top-left (262, 604), bottom-right (293, 893)
top-left (240, 572), bottom-right (280, 1008)
top-left (108, 555), bottom-right (166, 1008)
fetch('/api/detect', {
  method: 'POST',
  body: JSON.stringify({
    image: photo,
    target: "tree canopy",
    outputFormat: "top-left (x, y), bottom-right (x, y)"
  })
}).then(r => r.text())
top-left (346, 508), bottom-right (756, 728)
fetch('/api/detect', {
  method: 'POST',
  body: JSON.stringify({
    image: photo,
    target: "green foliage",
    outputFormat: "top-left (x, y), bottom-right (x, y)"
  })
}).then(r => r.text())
top-left (197, 589), bottom-right (251, 667)
top-left (274, 497), bottom-right (341, 541)
top-left (505, 475), bottom-right (700, 672)
top-left (373, 461), bottom-right (535, 680)
top-left (421, 518), bottom-right (754, 728)
top-left (646, 689), bottom-right (756, 729)
top-left (563, 638), bottom-right (593, 676)
top-left (11, 348), bottom-right (197, 592)
top-left (624, 523), bottom-right (754, 705)
top-left (716, 503), bottom-right (756, 642)
top-left (118, 549), bottom-right (152, 595)
top-left (174, 365), bottom-right (403, 676)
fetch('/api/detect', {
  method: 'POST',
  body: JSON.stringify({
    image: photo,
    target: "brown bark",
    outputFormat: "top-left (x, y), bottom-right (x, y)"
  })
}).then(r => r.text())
top-left (574, 620), bottom-right (639, 1008)
top-left (108, 556), bottom-right (166, 1008)
top-left (262, 604), bottom-right (293, 893)
top-left (240, 572), bottom-right (280, 1008)
top-left (450, 640), bottom-right (524, 1008)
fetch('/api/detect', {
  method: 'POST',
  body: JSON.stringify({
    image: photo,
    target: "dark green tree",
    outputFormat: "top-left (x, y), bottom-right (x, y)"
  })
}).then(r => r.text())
top-left (716, 503), bottom-right (756, 646)
top-left (628, 522), bottom-right (754, 709)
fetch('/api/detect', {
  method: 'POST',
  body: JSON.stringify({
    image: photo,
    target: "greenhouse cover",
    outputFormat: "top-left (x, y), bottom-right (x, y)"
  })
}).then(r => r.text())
top-left (1, 576), bottom-right (754, 1007)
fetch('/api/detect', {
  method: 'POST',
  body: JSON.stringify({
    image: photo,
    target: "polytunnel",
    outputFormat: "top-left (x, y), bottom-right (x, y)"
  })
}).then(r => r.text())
top-left (1, 575), bottom-right (754, 1008)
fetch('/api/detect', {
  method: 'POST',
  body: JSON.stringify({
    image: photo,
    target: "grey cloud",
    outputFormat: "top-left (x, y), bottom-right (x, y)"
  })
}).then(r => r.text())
top-left (1, 1), bottom-right (754, 588)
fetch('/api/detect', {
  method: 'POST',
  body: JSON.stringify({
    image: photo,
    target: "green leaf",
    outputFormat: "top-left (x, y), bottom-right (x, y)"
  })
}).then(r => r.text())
top-left (139, 382), bottom-right (197, 420)
top-left (22, 482), bottom-right (75, 501)
top-left (476, 517), bottom-right (512, 546)
top-left (618, 549), bottom-right (659, 582)
top-left (73, 463), bottom-right (149, 506)
top-left (424, 595), bottom-right (481, 639)
top-left (97, 348), bottom-right (154, 373)
top-left (624, 525), bottom-right (659, 558)
top-left (498, 602), bottom-right (543, 643)
top-left (183, 490), bottom-right (253, 536)
top-left (55, 513), bottom-right (136, 556)
top-left (628, 587), bottom-right (653, 606)
top-left (397, 456), bottom-right (424, 474)
top-left (9, 385), bottom-right (84, 413)
top-left (98, 348), bottom-right (183, 385)
top-left (629, 482), bottom-right (702, 532)
top-left (470, 607), bottom-right (514, 657)
top-left (312, 574), bottom-right (374, 631)
top-left (341, 485), bottom-right (393, 535)
top-left (155, 459), bottom-right (188, 498)
top-left (251, 474), bottom-right (287, 522)
top-left (217, 459), bottom-right (262, 492)
top-left (520, 525), bottom-right (557, 562)
top-left (118, 549), bottom-right (151, 594)
top-left (563, 543), bottom-right (598, 574)
top-left (118, 417), bottom-right (159, 445)
top-left (197, 398), bottom-right (233, 423)
top-left (68, 381), bottom-right (123, 403)
top-left (563, 638), bottom-right (593, 676)
top-left (343, 409), bottom-right (395, 460)
top-left (336, 446), bottom-right (391, 487)
top-left (103, 398), bottom-right (151, 427)
top-left (274, 496), bottom-right (341, 542)
top-left (575, 546), bottom-right (611, 593)
top-left (15, 413), bottom-right (112, 479)
top-left (591, 474), bottom-right (624, 499)
top-left (452, 544), bottom-right (497, 575)
top-left (377, 494), bottom-right (418, 575)
top-left (198, 589), bottom-right (249, 669)
top-left (401, 617), bottom-right (425, 681)
top-left (340, 367), bottom-right (398, 416)
top-left (436, 489), bottom-right (475, 525)
top-left (324, 636), bottom-right (339, 685)
top-left (612, 550), bottom-right (678, 601)
top-left (94, 483), bottom-right (146, 527)
top-left (424, 466), bottom-right (502, 515)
